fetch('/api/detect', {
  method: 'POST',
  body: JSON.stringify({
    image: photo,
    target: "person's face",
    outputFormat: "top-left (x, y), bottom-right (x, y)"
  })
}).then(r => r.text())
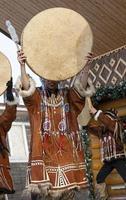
top-left (44, 80), bottom-right (58, 91)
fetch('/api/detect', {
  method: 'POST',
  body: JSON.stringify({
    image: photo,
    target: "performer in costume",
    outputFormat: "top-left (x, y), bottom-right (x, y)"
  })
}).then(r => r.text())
top-left (14, 8), bottom-right (93, 199)
top-left (16, 50), bottom-right (94, 200)
top-left (0, 78), bottom-right (18, 198)
top-left (89, 106), bottom-right (126, 200)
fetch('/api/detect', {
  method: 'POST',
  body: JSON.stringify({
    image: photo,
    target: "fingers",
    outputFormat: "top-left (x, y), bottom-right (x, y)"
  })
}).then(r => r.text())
top-left (88, 52), bottom-right (94, 56)
top-left (17, 49), bottom-right (26, 65)
top-left (85, 52), bottom-right (94, 63)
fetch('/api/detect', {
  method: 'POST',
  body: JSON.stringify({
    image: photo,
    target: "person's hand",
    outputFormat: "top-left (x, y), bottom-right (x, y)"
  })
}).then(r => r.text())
top-left (85, 52), bottom-right (94, 63)
top-left (17, 49), bottom-right (26, 66)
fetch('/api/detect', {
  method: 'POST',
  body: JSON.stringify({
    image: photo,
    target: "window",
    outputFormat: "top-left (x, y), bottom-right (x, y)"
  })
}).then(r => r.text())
top-left (8, 122), bottom-right (29, 162)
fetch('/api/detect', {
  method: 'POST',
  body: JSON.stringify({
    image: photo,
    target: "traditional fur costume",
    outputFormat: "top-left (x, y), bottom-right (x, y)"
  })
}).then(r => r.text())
top-left (16, 77), bottom-right (92, 199)
top-left (89, 110), bottom-right (126, 162)
top-left (0, 99), bottom-right (18, 194)
top-left (89, 109), bottom-right (126, 200)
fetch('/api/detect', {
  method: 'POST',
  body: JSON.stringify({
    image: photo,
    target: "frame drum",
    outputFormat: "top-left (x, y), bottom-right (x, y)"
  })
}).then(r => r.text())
top-left (21, 7), bottom-right (93, 81)
top-left (0, 52), bottom-right (11, 95)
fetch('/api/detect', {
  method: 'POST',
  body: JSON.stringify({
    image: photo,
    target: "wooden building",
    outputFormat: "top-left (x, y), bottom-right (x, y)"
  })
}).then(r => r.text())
top-left (0, 0), bottom-right (126, 199)
top-left (88, 45), bottom-right (126, 199)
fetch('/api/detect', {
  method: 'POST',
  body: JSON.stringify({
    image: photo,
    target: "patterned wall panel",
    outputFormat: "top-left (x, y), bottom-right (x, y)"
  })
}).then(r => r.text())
top-left (89, 45), bottom-right (126, 89)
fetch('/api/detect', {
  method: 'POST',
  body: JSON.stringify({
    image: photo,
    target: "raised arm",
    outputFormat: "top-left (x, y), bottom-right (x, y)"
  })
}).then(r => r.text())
top-left (16, 50), bottom-right (39, 111)
top-left (17, 49), bottom-right (30, 90)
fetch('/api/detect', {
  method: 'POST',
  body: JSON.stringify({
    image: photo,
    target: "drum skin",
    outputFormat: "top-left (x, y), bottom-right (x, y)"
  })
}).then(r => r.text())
top-left (21, 7), bottom-right (93, 80)
top-left (0, 52), bottom-right (11, 95)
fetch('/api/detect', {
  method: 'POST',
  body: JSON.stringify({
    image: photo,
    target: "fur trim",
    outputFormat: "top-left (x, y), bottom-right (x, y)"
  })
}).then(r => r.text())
top-left (6, 96), bottom-right (19, 105)
top-left (21, 184), bottom-right (41, 200)
top-left (38, 183), bottom-right (52, 196)
top-left (49, 189), bottom-right (65, 198)
top-left (15, 76), bottom-right (22, 91)
top-left (74, 78), bottom-right (95, 97)
top-left (86, 78), bottom-right (96, 96)
top-left (21, 188), bottom-right (31, 200)
top-left (22, 183), bottom-right (52, 199)
top-left (22, 184), bottom-right (82, 199)
top-left (95, 182), bottom-right (108, 199)
top-left (94, 110), bottom-right (102, 121)
top-left (15, 76), bottom-right (36, 98)
top-left (48, 186), bottom-right (81, 198)
top-left (27, 184), bottom-right (41, 194)
top-left (48, 188), bottom-right (78, 199)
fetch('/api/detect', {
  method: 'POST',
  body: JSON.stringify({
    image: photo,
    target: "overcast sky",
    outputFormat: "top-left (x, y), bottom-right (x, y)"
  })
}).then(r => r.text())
top-left (0, 32), bottom-right (41, 103)
top-left (0, 32), bottom-right (41, 85)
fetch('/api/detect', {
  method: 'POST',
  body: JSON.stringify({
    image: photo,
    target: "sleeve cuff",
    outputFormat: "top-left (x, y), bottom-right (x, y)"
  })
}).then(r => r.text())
top-left (74, 78), bottom-right (95, 97)
top-left (6, 96), bottom-right (19, 105)
top-left (74, 79), bottom-right (86, 97)
top-left (94, 110), bottom-right (102, 121)
top-left (15, 76), bottom-right (36, 98)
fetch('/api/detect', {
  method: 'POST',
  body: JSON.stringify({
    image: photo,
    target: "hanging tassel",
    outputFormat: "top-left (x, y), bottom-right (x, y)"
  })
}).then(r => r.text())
top-left (112, 138), bottom-right (117, 158)
top-left (100, 139), bottom-right (104, 162)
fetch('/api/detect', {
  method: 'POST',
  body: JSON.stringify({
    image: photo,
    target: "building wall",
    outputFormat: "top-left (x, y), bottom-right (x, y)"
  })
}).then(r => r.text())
top-left (0, 106), bottom-right (30, 200)
top-left (8, 163), bottom-right (27, 200)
